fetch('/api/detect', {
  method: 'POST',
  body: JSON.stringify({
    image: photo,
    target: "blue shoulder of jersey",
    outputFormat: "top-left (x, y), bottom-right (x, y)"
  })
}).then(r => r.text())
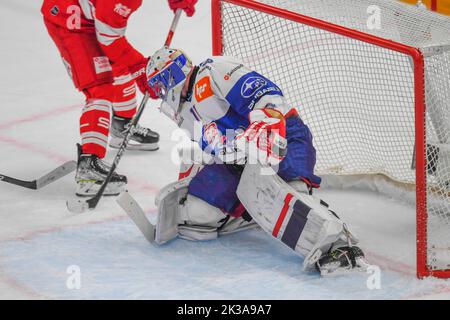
top-left (225, 71), bottom-right (284, 117)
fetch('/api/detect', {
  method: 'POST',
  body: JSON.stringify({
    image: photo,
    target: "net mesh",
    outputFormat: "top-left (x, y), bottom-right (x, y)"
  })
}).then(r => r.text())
top-left (218, 0), bottom-right (450, 273)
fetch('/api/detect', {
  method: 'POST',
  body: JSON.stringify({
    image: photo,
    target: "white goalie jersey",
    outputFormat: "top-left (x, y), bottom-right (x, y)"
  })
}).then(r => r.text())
top-left (174, 56), bottom-right (290, 153)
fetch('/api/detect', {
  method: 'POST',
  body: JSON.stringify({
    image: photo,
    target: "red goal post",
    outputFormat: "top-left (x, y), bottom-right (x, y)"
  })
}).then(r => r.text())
top-left (211, 0), bottom-right (450, 279)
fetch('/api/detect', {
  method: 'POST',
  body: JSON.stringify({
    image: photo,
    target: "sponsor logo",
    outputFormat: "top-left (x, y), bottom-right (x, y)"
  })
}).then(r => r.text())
top-left (123, 84), bottom-right (136, 97)
top-left (131, 67), bottom-right (145, 80)
top-left (203, 122), bottom-right (224, 146)
top-left (199, 59), bottom-right (214, 68)
top-left (114, 3), bottom-right (132, 18)
top-left (198, 65), bottom-right (212, 76)
top-left (98, 117), bottom-right (110, 130)
top-left (93, 56), bottom-right (112, 74)
top-left (51, 5), bottom-right (59, 16)
top-left (247, 86), bottom-right (281, 110)
top-left (224, 64), bottom-right (244, 80)
top-left (195, 77), bottom-right (214, 102)
top-left (241, 77), bottom-right (267, 98)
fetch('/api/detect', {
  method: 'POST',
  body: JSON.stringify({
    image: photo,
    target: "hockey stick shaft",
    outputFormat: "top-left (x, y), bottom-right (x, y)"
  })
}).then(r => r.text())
top-left (0, 161), bottom-right (77, 190)
top-left (85, 9), bottom-right (183, 210)
top-left (86, 93), bottom-right (149, 208)
top-left (117, 191), bottom-right (156, 243)
top-left (0, 175), bottom-right (38, 189)
top-left (165, 9), bottom-right (182, 47)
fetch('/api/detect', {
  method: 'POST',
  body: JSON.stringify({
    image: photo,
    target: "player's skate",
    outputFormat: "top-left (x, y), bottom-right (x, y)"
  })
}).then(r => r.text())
top-left (110, 115), bottom-right (159, 151)
top-left (315, 245), bottom-right (370, 276)
top-left (75, 145), bottom-right (127, 197)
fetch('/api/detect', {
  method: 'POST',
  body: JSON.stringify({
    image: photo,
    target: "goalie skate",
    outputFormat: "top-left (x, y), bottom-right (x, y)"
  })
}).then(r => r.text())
top-left (316, 246), bottom-right (370, 276)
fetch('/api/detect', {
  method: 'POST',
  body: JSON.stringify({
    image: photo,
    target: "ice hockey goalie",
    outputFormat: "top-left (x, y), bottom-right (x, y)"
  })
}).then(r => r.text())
top-left (146, 47), bottom-right (369, 276)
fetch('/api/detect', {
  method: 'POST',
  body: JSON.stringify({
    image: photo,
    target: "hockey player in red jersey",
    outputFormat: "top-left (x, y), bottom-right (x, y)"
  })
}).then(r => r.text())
top-left (41, 0), bottom-right (197, 196)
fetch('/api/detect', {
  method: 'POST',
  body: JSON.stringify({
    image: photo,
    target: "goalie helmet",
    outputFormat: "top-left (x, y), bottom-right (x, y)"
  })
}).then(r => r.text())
top-left (147, 47), bottom-right (193, 118)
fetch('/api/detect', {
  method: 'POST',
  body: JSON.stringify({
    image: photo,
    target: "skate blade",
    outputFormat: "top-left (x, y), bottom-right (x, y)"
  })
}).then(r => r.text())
top-left (320, 266), bottom-right (368, 277)
top-left (76, 181), bottom-right (126, 197)
top-left (320, 257), bottom-right (370, 277)
top-left (109, 138), bottom-right (159, 151)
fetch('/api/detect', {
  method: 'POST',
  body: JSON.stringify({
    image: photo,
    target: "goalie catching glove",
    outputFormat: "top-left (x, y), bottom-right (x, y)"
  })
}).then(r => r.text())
top-left (235, 108), bottom-right (288, 167)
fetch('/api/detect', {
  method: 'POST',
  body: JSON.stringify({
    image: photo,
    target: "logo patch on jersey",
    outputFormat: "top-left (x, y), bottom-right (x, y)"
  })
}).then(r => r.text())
top-left (224, 64), bottom-right (244, 80)
top-left (195, 77), bottom-right (214, 102)
top-left (114, 3), bottom-right (132, 18)
top-left (203, 122), bottom-right (224, 146)
top-left (50, 5), bottom-right (59, 16)
top-left (199, 58), bottom-right (214, 68)
top-left (241, 77), bottom-right (267, 98)
top-left (93, 56), bottom-right (112, 74)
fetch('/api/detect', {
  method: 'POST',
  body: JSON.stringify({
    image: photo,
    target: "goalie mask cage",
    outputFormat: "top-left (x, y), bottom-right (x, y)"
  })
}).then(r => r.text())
top-left (211, 0), bottom-right (450, 278)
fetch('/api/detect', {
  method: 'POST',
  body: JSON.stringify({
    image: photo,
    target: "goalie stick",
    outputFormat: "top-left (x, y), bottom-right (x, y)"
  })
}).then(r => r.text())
top-left (0, 161), bottom-right (77, 190)
top-left (117, 191), bottom-right (155, 243)
top-left (66, 9), bottom-right (183, 214)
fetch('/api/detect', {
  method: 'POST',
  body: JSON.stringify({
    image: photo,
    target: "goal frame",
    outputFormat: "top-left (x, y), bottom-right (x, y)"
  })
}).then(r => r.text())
top-left (432, 0), bottom-right (437, 12)
top-left (211, 0), bottom-right (450, 279)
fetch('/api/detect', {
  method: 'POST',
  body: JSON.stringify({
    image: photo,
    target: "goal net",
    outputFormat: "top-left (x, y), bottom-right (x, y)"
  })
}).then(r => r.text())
top-left (212, 0), bottom-right (450, 278)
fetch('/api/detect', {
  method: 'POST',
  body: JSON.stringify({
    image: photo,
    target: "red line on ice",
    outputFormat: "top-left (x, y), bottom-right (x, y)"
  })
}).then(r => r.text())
top-left (0, 134), bottom-right (70, 163)
top-left (0, 104), bottom-right (81, 131)
top-left (0, 268), bottom-right (49, 300)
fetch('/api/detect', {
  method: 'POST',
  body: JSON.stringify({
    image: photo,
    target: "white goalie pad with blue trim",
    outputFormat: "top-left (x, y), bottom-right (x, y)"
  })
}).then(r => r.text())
top-left (236, 164), bottom-right (358, 271)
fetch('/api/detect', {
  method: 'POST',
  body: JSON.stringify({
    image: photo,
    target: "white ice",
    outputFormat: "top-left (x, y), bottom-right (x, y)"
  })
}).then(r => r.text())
top-left (0, 0), bottom-right (449, 300)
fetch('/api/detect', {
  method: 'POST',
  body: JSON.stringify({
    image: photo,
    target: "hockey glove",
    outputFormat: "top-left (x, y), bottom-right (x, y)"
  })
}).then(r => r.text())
top-left (235, 109), bottom-right (288, 167)
top-left (168, 0), bottom-right (198, 17)
top-left (202, 122), bottom-right (247, 165)
top-left (129, 58), bottom-right (158, 99)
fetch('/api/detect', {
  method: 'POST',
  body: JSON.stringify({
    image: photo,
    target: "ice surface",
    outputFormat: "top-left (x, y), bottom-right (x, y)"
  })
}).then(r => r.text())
top-left (0, 0), bottom-right (449, 299)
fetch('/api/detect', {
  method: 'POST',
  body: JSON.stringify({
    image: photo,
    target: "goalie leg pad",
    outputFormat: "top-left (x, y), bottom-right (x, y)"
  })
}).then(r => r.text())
top-left (155, 177), bottom-right (191, 244)
top-left (155, 178), bottom-right (228, 243)
top-left (236, 164), bottom-right (358, 271)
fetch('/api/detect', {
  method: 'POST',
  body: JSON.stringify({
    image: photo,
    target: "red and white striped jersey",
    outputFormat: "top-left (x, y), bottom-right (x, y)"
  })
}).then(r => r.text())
top-left (42, 0), bottom-right (145, 67)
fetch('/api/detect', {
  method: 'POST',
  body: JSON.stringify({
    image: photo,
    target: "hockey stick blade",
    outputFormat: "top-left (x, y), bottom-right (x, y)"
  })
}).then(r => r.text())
top-left (66, 198), bottom-right (90, 214)
top-left (0, 160), bottom-right (77, 190)
top-left (116, 191), bottom-right (155, 244)
top-left (66, 192), bottom-right (103, 213)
